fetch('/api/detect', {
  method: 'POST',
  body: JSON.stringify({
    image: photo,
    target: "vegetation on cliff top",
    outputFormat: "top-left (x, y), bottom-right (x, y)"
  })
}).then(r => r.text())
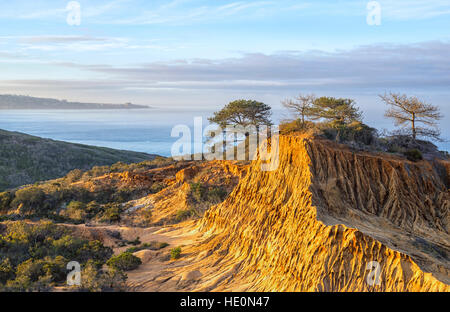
top-left (279, 93), bottom-right (446, 159)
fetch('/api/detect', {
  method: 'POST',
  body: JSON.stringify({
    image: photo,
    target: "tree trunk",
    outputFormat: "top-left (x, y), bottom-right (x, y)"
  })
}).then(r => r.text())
top-left (412, 114), bottom-right (416, 140)
top-left (222, 129), bottom-right (227, 160)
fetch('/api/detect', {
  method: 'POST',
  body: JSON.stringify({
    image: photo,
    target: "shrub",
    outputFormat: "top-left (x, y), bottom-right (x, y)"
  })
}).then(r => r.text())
top-left (79, 261), bottom-right (103, 292)
top-left (66, 169), bottom-right (83, 183)
top-left (170, 247), bottom-right (182, 260)
top-left (150, 182), bottom-right (166, 193)
top-left (387, 144), bottom-right (400, 153)
top-left (15, 259), bottom-right (45, 282)
top-left (74, 240), bottom-right (113, 264)
top-left (279, 119), bottom-right (303, 134)
top-left (403, 149), bottom-right (423, 162)
top-left (342, 121), bottom-right (377, 145)
top-left (0, 191), bottom-right (13, 212)
top-left (320, 121), bottom-right (377, 146)
top-left (206, 187), bottom-right (227, 203)
top-left (189, 183), bottom-right (228, 204)
top-left (189, 183), bottom-right (206, 202)
top-left (86, 201), bottom-right (101, 217)
top-left (140, 209), bottom-right (152, 225)
top-left (0, 221), bottom-right (115, 291)
top-left (11, 187), bottom-right (46, 214)
top-left (125, 246), bottom-right (140, 253)
top-left (128, 237), bottom-right (141, 246)
top-left (5, 220), bottom-right (65, 244)
top-left (106, 252), bottom-right (142, 271)
top-left (113, 188), bottom-right (133, 203)
top-left (80, 261), bottom-right (127, 292)
top-left (13, 256), bottom-right (66, 288)
top-left (100, 203), bottom-right (121, 223)
top-left (0, 258), bottom-right (14, 284)
top-left (175, 209), bottom-right (195, 222)
top-left (157, 242), bottom-right (169, 249)
top-left (279, 119), bottom-right (315, 134)
top-left (60, 201), bottom-right (86, 221)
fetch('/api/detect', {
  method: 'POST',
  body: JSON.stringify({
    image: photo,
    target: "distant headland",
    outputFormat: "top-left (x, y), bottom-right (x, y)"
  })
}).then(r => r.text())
top-left (0, 94), bottom-right (150, 109)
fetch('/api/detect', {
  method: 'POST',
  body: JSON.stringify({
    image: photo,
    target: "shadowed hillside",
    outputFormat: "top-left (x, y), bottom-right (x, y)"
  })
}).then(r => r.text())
top-left (0, 129), bottom-right (158, 191)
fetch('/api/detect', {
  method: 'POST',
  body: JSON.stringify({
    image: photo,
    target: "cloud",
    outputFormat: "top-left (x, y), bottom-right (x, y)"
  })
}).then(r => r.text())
top-left (2, 0), bottom-right (449, 26)
top-left (3, 41), bottom-right (450, 93)
top-left (380, 0), bottom-right (450, 20)
top-left (109, 0), bottom-right (276, 25)
top-left (13, 0), bottom-right (131, 20)
top-left (0, 35), bottom-right (172, 52)
top-left (2, 0), bottom-right (449, 25)
top-left (17, 8), bottom-right (66, 20)
top-left (0, 51), bottom-right (25, 59)
top-left (18, 36), bottom-right (110, 44)
top-left (106, 0), bottom-right (450, 26)
top-left (68, 41), bottom-right (450, 88)
top-left (82, 0), bottom-right (132, 18)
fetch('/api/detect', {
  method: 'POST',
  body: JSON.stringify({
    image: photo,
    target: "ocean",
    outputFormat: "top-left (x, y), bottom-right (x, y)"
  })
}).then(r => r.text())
top-left (0, 108), bottom-right (218, 157)
top-left (0, 108), bottom-right (447, 156)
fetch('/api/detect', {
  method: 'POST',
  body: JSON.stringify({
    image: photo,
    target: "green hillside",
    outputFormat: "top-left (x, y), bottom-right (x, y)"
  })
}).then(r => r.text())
top-left (0, 129), bottom-right (159, 191)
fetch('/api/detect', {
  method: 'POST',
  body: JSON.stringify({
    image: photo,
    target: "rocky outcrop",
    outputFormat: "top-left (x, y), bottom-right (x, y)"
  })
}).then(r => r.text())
top-left (123, 161), bottom-right (246, 226)
top-left (126, 134), bottom-right (449, 292)
top-left (137, 134), bottom-right (448, 292)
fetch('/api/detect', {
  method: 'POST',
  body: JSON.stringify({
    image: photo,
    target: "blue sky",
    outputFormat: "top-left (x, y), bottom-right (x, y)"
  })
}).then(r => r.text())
top-left (0, 0), bottom-right (450, 142)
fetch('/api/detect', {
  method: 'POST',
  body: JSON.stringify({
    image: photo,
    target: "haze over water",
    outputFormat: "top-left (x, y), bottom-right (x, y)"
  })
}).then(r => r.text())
top-left (0, 108), bottom-right (291, 157)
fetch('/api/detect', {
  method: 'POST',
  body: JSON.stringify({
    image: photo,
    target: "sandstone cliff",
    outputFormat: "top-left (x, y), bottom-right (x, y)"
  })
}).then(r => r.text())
top-left (130, 134), bottom-right (449, 292)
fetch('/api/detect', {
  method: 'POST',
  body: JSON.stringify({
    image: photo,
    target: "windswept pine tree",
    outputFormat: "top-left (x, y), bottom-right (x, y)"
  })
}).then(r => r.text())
top-left (308, 96), bottom-right (362, 126)
top-left (208, 99), bottom-right (272, 128)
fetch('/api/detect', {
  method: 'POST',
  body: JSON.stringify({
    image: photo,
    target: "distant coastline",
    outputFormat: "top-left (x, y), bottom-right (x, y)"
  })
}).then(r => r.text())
top-left (0, 94), bottom-right (150, 110)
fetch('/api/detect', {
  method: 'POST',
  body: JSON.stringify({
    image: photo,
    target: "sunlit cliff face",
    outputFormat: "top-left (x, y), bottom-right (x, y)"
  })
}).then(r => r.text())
top-left (126, 134), bottom-right (449, 292)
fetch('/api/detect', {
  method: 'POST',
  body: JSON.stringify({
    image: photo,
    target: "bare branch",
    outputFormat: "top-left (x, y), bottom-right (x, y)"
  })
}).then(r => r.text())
top-left (380, 92), bottom-right (443, 141)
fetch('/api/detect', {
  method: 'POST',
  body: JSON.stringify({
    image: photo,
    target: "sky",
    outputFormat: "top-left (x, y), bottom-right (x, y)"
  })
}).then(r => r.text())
top-left (0, 0), bottom-right (449, 141)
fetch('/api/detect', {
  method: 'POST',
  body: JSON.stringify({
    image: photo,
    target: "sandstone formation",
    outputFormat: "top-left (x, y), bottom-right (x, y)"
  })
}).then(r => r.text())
top-left (129, 134), bottom-right (449, 292)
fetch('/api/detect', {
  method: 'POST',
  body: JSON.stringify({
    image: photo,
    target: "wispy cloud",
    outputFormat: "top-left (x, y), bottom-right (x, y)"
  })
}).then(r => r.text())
top-left (17, 7), bottom-right (66, 19)
top-left (84, 0), bottom-right (450, 25)
top-left (7, 0), bottom-right (130, 20)
top-left (380, 0), bottom-right (450, 20)
top-left (17, 36), bottom-right (110, 44)
top-left (82, 0), bottom-right (132, 18)
top-left (3, 0), bottom-right (450, 25)
top-left (4, 41), bottom-right (449, 92)
top-left (0, 35), bottom-right (175, 53)
top-left (108, 0), bottom-right (277, 25)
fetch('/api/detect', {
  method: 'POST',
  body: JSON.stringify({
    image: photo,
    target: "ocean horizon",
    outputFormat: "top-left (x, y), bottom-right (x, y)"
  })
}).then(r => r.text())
top-left (0, 108), bottom-right (212, 157)
top-left (1, 108), bottom-right (448, 156)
